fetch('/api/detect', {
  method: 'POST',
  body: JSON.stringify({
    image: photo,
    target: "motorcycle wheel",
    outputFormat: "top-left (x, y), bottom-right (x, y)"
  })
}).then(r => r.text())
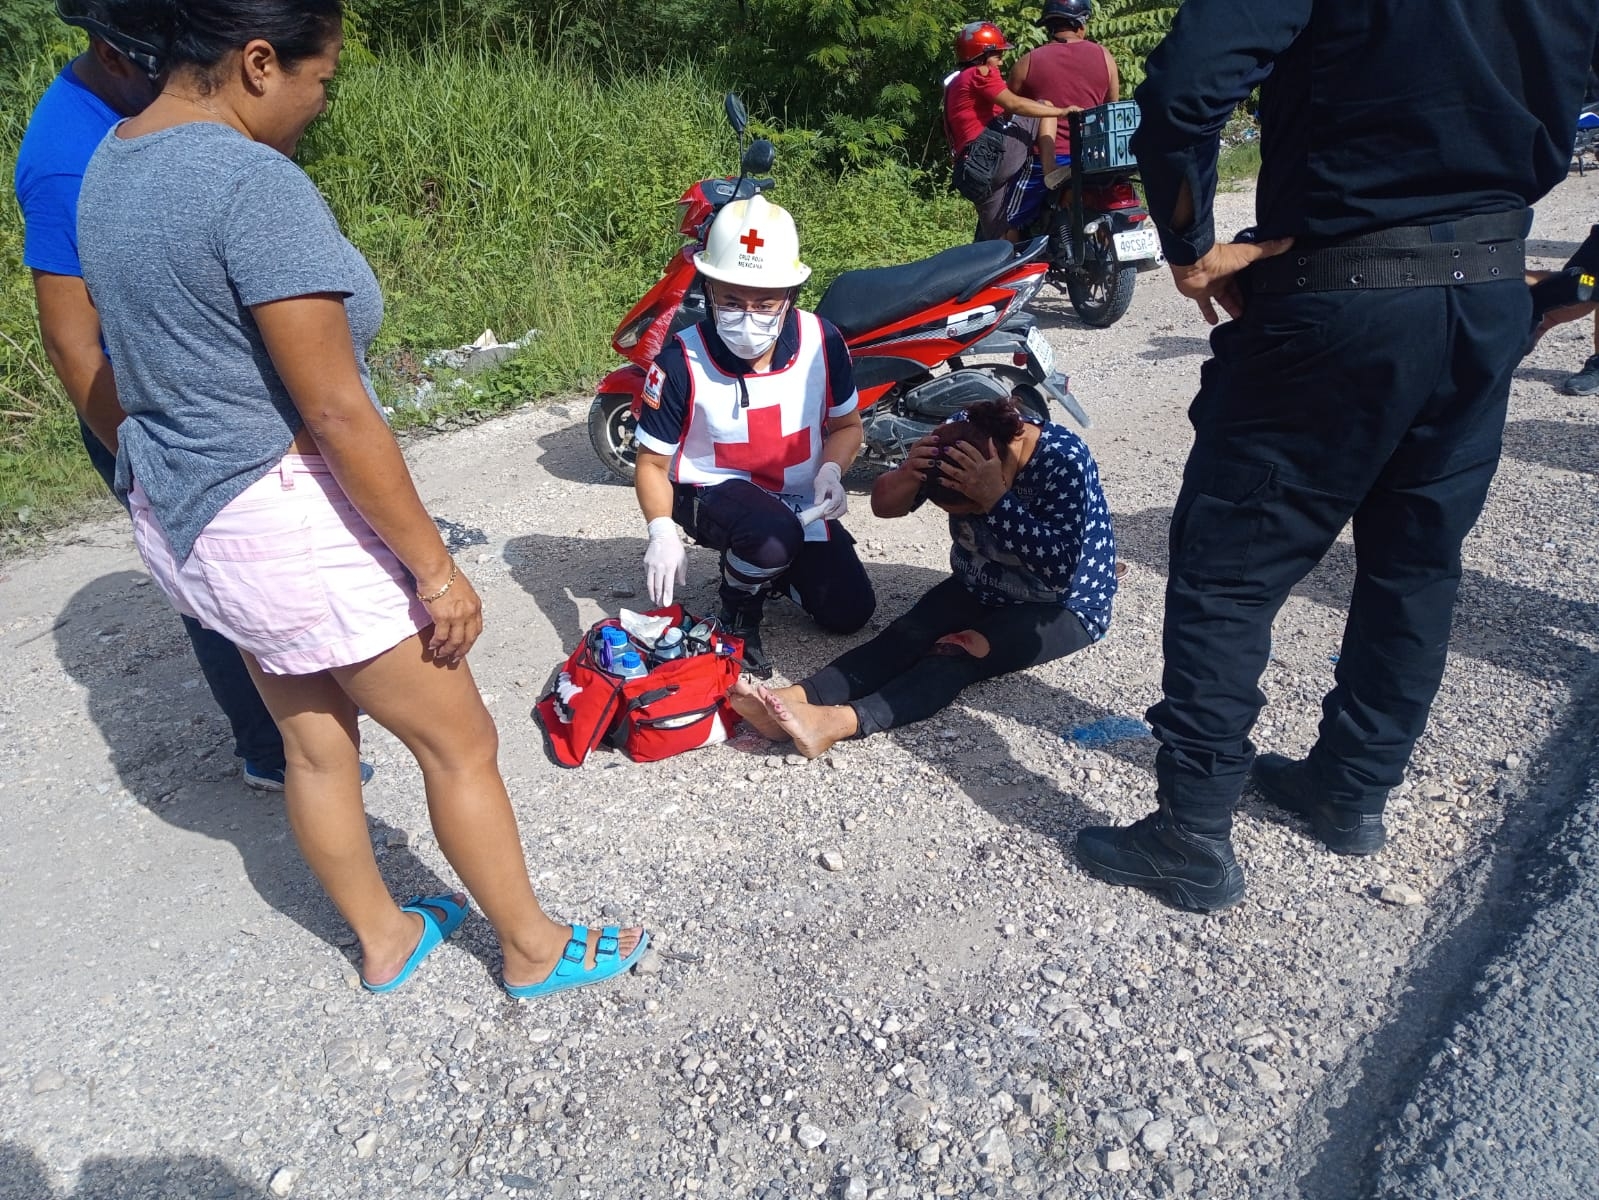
top-left (588, 393), bottom-right (638, 483)
top-left (1065, 234), bottom-right (1138, 328)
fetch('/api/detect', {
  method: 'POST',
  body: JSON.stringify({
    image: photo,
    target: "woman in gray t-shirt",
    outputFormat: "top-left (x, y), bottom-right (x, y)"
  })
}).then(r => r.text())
top-left (77, 0), bottom-right (647, 1001)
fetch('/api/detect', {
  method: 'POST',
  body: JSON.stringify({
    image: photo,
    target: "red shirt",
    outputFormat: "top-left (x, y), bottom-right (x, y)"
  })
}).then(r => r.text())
top-left (943, 64), bottom-right (1008, 158)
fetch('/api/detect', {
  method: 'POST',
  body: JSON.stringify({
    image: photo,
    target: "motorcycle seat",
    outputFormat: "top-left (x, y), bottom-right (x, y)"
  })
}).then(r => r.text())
top-left (815, 241), bottom-right (1017, 340)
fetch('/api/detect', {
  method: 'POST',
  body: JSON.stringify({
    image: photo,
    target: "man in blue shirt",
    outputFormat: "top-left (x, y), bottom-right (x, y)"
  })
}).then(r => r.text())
top-left (14, 2), bottom-right (300, 789)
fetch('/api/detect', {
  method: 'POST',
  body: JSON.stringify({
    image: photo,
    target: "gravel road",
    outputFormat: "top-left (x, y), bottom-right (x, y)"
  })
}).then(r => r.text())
top-left (2, 177), bottom-right (1597, 1200)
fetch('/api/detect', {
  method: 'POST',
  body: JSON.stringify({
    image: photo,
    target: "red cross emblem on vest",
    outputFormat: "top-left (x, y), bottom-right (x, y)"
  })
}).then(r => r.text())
top-left (712, 404), bottom-right (811, 493)
top-left (739, 228), bottom-right (765, 255)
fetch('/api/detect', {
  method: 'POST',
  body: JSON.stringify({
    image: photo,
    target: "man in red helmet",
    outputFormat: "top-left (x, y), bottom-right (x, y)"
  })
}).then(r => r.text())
top-left (943, 20), bottom-right (1075, 239)
top-left (1004, 0), bottom-right (1120, 233)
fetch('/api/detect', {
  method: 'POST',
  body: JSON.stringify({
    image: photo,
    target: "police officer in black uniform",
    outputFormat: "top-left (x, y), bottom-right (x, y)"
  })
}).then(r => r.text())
top-left (1074, 0), bottom-right (1599, 911)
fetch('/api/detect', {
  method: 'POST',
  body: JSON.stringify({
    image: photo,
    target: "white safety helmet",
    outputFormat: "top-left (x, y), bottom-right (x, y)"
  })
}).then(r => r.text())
top-left (693, 194), bottom-right (812, 288)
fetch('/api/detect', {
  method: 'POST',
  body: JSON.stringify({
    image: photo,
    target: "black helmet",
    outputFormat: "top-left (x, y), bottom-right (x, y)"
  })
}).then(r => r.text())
top-left (1036, 0), bottom-right (1092, 27)
top-left (55, 1), bottom-right (166, 77)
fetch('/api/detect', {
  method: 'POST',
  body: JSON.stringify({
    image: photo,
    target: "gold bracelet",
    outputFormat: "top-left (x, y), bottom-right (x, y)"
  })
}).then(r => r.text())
top-left (417, 560), bottom-right (457, 603)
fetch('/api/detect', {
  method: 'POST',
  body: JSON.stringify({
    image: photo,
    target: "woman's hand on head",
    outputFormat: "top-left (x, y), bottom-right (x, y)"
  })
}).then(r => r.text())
top-left (941, 440), bottom-right (1008, 511)
top-left (902, 434), bottom-right (941, 480)
top-left (423, 570), bottom-right (483, 666)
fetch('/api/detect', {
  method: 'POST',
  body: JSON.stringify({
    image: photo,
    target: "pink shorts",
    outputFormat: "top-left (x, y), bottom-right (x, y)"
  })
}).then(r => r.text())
top-left (130, 454), bottom-right (432, 675)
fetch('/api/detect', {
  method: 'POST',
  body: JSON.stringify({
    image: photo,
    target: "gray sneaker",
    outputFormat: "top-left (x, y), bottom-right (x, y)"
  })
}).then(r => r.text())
top-left (1561, 353), bottom-right (1599, 396)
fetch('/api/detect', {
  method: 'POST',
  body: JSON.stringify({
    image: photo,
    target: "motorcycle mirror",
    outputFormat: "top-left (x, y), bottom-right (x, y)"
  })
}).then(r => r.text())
top-left (741, 139), bottom-right (775, 175)
top-left (724, 94), bottom-right (749, 136)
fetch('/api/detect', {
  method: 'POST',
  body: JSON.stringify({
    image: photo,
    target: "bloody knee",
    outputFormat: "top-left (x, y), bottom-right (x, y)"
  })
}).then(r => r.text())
top-left (932, 629), bottom-right (990, 658)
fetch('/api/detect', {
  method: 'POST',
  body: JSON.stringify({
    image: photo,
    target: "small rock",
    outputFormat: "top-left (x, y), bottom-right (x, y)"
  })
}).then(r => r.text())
top-left (268, 1168), bottom-right (298, 1197)
top-left (819, 850), bottom-right (846, 872)
top-left (1103, 1147), bottom-right (1132, 1172)
top-left (976, 1127), bottom-right (1013, 1170)
top-left (1186, 1114), bottom-right (1219, 1146)
top-left (1379, 884), bottom-right (1424, 907)
top-left (1503, 752), bottom-right (1522, 770)
top-left (1141, 1117), bottom-right (1175, 1154)
top-left (1116, 1107), bottom-right (1154, 1141)
top-left (353, 1131), bottom-right (377, 1160)
top-left (917, 1142), bottom-right (941, 1168)
top-left (609, 586), bottom-right (637, 599)
top-left (1160, 1165), bottom-right (1196, 1195)
top-left (1015, 1085), bottom-right (1053, 1118)
top-left (29, 1069), bottom-right (65, 1095)
top-left (452, 1029), bottom-right (478, 1054)
top-left (1247, 1059), bottom-right (1285, 1092)
top-left (795, 1123), bottom-right (827, 1150)
top-left (501, 1174), bottom-right (539, 1191)
top-left (844, 1178), bottom-right (869, 1200)
top-left (633, 947), bottom-right (663, 976)
top-left (895, 1092), bottom-right (934, 1122)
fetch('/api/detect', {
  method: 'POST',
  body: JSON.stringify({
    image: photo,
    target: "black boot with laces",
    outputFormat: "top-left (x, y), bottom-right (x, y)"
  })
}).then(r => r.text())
top-left (717, 596), bottom-right (772, 679)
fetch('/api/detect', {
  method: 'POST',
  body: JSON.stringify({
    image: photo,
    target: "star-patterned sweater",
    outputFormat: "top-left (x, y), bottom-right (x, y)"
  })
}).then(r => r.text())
top-left (946, 420), bottom-right (1117, 638)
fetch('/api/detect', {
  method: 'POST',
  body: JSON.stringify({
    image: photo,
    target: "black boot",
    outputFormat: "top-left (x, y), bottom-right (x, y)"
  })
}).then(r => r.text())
top-left (1252, 753), bottom-right (1387, 856)
top-left (1074, 809), bottom-right (1246, 912)
top-left (718, 591), bottom-right (772, 680)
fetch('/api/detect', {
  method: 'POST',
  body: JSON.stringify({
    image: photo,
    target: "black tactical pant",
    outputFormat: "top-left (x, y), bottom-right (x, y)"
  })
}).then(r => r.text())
top-left (1150, 279), bottom-right (1528, 837)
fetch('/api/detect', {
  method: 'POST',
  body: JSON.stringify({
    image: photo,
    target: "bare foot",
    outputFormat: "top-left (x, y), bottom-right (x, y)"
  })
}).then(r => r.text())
top-left (730, 676), bottom-right (809, 741)
top-left (503, 924), bottom-right (647, 990)
top-left (760, 687), bottom-right (857, 759)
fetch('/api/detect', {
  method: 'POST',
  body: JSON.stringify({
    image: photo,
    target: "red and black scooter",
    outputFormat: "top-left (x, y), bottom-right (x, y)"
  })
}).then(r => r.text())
top-left (588, 94), bottom-right (1087, 483)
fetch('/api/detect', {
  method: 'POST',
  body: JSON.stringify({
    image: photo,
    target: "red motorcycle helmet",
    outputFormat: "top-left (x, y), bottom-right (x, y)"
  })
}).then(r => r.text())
top-left (954, 21), bottom-right (1012, 66)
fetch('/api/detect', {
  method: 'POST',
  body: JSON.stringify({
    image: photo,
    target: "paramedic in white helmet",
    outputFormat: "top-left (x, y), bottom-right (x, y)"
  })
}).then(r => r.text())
top-left (632, 194), bottom-right (875, 678)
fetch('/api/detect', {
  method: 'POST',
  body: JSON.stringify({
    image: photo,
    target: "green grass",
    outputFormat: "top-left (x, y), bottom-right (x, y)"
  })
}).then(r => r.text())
top-left (1219, 139), bottom-right (1262, 188)
top-left (0, 45), bottom-right (972, 534)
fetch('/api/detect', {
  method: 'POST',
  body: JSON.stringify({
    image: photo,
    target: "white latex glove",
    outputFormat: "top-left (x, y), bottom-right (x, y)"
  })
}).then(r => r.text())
top-left (643, 517), bottom-right (687, 606)
top-left (812, 461), bottom-right (848, 521)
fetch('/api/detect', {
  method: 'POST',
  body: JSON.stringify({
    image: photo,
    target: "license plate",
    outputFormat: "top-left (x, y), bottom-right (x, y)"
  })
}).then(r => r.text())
top-left (1113, 227), bottom-right (1161, 261)
top-left (1025, 326), bottom-right (1055, 376)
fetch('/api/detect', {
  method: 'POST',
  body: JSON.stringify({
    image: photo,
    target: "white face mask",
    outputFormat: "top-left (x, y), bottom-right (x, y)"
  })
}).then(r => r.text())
top-left (714, 304), bottom-right (786, 361)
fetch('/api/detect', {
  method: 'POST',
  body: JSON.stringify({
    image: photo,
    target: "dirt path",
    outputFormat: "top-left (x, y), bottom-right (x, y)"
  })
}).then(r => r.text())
top-left (3, 178), bottom-right (1597, 1200)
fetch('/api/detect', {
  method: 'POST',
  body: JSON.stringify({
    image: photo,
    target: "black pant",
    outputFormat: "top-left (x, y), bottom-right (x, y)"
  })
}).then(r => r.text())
top-left (1149, 280), bottom-right (1528, 836)
top-left (801, 576), bottom-right (1094, 736)
top-left (674, 479), bottom-right (875, 634)
top-left (80, 420), bottom-right (285, 770)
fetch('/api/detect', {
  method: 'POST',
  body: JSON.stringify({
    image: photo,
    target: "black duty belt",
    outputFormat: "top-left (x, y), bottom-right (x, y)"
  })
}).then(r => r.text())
top-left (1250, 209), bottom-right (1531, 295)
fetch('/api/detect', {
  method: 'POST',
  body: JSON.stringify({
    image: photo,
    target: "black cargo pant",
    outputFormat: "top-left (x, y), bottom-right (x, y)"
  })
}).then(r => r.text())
top-left (1150, 278), bottom-right (1528, 837)
top-left (673, 480), bottom-right (876, 635)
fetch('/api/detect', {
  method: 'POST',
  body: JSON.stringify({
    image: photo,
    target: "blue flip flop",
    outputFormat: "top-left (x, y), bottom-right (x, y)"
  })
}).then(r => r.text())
top-left (503, 924), bottom-right (650, 1000)
top-left (362, 893), bottom-right (470, 994)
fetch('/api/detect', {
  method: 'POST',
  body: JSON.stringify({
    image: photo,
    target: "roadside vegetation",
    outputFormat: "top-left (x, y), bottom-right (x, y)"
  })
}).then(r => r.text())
top-left (1, 0), bottom-right (1227, 533)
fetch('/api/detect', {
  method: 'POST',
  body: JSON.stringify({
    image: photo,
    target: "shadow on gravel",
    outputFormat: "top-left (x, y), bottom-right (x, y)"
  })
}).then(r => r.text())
top-left (505, 536), bottom-right (1128, 836)
top-left (1526, 236), bottom-right (1583, 260)
top-left (1138, 334), bottom-right (1213, 361)
top-left (53, 571), bottom-right (486, 972)
top-left (1114, 506), bottom-right (1599, 684)
top-left (1502, 417), bottom-right (1599, 474)
top-left (533, 414), bottom-right (625, 487)
top-left (1513, 364), bottom-right (1582, 390)
top-left (1, 1139), bottom-right (270, 1200)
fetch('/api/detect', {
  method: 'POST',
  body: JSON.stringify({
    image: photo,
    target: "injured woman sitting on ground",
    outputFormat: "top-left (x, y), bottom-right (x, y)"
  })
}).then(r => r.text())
top-left (730, 395), bottom-right (1118, 756)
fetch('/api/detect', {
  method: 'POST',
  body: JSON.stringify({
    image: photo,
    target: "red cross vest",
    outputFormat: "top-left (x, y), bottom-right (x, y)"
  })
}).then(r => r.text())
top-left (670, 312), bottom-right (832, 496)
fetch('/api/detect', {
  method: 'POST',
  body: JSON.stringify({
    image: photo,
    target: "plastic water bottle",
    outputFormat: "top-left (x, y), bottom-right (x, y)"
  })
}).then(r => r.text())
top-left (612, 649), bottom-right (649, 679)
top-left (599, 626), bottom-right (630, 669)
top-left (653, 626), bottom-right (685, 665)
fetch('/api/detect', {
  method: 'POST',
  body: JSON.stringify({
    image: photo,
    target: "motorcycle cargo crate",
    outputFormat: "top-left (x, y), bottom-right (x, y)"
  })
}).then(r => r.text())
top-left (1075, 101), bottom-right (1141, 174)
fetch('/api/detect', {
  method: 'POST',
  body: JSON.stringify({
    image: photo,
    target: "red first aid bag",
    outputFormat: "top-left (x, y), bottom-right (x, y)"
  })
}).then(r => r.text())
top-left (534, 605), bottom-right (744, 767)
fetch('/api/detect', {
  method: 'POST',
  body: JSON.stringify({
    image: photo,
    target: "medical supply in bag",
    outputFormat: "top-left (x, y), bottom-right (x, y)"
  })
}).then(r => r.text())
top-left (534, 605), bottom-right (745, 767)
